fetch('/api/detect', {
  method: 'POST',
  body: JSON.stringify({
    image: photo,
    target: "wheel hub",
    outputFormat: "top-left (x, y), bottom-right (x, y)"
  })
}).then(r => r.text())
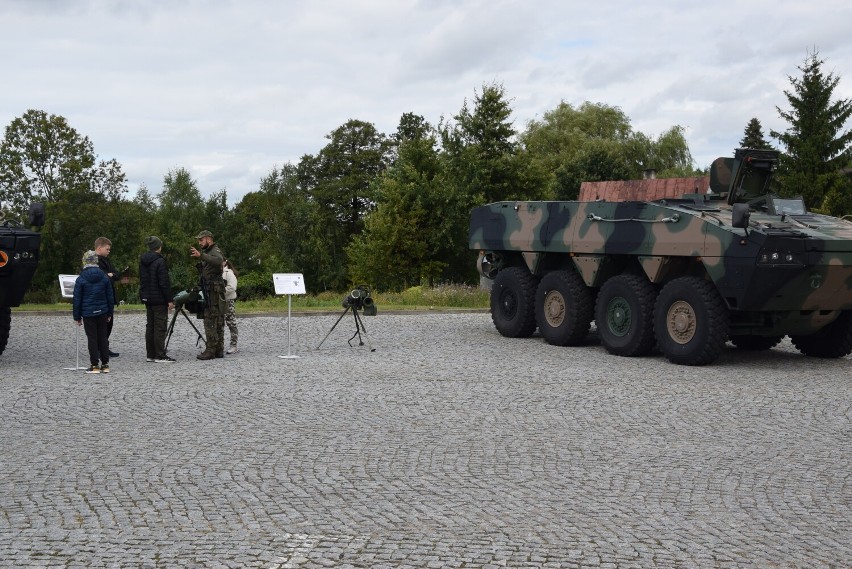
top-left (499, 289), bottom-right (518, 319)
top-left (543, 291), bottom-right (566, 327)
top-left (667, 300), bottom-right (696, 344)
top-left (607, 297), bottom-right (631, 337)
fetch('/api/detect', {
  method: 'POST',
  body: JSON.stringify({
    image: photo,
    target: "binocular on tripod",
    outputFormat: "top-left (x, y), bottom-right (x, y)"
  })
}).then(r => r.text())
top-left (341, 285), bottom-right (377, 316)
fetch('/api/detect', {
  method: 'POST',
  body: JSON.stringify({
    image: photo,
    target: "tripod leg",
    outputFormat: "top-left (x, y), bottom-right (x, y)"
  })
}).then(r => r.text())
top-left (352, 310), bottom-right (375, 351)
top-left (165, 308), bottom-right (179, 350)
top-left (316, 307), bottom-right (351, 350)
top-left (347, 308), bottom-right (364, 347)
top-left (180, 308), bottom-right (207, 347)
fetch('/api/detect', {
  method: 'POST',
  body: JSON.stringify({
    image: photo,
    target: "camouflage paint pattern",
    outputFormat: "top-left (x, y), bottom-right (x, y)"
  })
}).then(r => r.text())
top-left (470, 199), bottom-right (852, 313)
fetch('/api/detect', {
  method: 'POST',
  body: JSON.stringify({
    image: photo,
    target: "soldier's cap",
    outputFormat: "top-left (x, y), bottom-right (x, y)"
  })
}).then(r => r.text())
top-left (194, 230), bottom-right (213, 239)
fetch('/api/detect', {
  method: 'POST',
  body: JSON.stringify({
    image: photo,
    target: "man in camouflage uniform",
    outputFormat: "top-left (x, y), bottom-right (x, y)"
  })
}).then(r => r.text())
top-left (190, 230), bottom-right (226, 360)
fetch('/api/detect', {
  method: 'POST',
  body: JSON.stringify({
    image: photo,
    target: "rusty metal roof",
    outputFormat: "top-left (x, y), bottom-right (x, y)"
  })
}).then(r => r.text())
top-left (578, 176), bottom-right (710, 202)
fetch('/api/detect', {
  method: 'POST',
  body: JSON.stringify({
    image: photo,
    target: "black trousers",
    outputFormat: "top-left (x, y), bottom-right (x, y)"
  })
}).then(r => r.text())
top-left (82, 316), bottom-right (110, 366)
top-left (145, 304), bottom-right (169, 359)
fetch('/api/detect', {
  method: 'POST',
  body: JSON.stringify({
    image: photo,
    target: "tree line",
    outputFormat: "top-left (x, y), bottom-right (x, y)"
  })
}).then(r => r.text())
top-left (1, 51), bottom-right (850, 300)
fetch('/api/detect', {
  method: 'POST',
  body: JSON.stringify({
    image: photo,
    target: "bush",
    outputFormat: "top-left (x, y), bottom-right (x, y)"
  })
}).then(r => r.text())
top-left (22, 288), bottom-right (60, 304)
top-left (393, 283), bottom-right (489, 308)
top-left (117, 282), bottom-right (140, 304)
top-left (238, 271), bottom-right (276, 300)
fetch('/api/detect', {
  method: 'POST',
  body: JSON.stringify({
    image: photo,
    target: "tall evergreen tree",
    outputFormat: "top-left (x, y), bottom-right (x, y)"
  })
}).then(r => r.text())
top-left (739, 118), bottom-right (772, 150)
top-left (347, 114), bottom-right (446, 290)
top-left (438, 83), bottom-right (548, 281)
top-left (770, 50), bottom-right (852, 213)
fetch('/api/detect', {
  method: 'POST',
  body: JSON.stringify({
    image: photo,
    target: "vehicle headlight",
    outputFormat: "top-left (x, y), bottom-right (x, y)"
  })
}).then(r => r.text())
top-left (758, 248), bottom-right (803, 266)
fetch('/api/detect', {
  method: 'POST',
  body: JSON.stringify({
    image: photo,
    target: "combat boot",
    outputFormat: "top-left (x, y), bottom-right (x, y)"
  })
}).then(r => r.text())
top-left (197, 350), bottom-right (216, 360)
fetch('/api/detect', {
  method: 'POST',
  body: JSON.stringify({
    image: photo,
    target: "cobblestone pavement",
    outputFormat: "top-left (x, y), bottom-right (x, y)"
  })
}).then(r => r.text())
top-left (1, 311), bottom-right (850, 568)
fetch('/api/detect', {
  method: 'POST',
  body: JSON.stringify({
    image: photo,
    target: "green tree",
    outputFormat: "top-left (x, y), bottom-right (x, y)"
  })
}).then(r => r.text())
top-left (442, 82), bottom-right (545, 204)
top-left (0, 110), bottom-right (133, 295)
top-left (438, 83), bottom-right (547, 281)
top-left (153, 168), bottom-right (206, 283)
top-left (770, 50), bottom-right (852, 213)
top-left (348, 114), bottom-right (447, 290)
top-left (0, 109), bottom-right (127, 215)
top-left (739, 118), bottom-right (772, 150)
top-left (624, 126), bottom-right (695, 177)
top-left (554, 138), bottom-right (633, 200)
top-left (228, 163), bottom-right (322, 288)
top-left (203, 189), bottom-right (230, 242)
top-left (522, 101), bottom-right (633, 197)
top-left (522, 101), bottom-right (695, 199)
top-left (296, 120), bottom-right (391, 290)
top-left (310, 119), bottom-right (390, 233)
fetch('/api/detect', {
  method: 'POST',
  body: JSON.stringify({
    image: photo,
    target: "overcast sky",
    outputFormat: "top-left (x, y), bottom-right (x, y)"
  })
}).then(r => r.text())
top-left (2, 0), bottom-right (851, 204)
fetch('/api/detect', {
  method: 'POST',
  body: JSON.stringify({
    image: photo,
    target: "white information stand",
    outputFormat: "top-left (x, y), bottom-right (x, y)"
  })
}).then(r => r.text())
top-left (273, 273), bottom-right (305, 359)
top-left (58, 274), bottom-right (87, 371)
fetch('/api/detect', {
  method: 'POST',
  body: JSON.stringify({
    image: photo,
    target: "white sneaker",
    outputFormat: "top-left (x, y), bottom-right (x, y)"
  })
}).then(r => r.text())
top-left (226, 346), bottom-right (238, 354)
top-left (146, 357), bottom-right (155, 362)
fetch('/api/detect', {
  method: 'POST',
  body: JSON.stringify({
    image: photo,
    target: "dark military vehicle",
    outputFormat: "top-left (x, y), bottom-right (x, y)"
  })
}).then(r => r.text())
top-left (469, 149), bottom-right (852, 365)
top-left (0, 204), bottom-right (44, 355)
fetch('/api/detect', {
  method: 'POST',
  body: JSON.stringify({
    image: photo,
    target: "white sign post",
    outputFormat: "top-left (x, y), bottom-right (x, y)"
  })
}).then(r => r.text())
top-left (58, 274), bottom-right (87, 371)
top-left (273, 273), bottom-right (306, 359)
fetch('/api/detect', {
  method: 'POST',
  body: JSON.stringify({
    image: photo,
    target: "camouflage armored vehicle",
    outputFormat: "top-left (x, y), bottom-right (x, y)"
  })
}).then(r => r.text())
top-left (469, 148), bottom-right (852, 365)
top-left (0, 204), bottom-right (44, 356)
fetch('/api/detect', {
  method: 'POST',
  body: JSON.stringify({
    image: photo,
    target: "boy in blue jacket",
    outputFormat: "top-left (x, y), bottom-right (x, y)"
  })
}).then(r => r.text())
top-left (73, 250), bottom-right (115, 374)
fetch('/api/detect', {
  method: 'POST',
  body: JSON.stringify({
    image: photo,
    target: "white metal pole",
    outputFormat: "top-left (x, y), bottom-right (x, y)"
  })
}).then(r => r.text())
top-left (278, 293), bottom-right (299, 359)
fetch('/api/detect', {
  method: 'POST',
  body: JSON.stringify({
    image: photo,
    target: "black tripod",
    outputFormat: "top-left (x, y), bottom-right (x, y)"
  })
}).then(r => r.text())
top-left (316, 305), bottom-right (375, 351)
top-left (165, 307), bottom-right (207, 350)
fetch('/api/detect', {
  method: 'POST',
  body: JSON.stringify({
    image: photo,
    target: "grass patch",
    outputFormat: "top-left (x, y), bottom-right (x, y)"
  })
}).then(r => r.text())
top-left (13, 283), bottom-right (490, 313)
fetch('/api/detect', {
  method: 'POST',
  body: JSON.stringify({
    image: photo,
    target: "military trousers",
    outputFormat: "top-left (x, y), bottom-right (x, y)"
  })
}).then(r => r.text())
top-left (203, 310), bottom-right (225, 355)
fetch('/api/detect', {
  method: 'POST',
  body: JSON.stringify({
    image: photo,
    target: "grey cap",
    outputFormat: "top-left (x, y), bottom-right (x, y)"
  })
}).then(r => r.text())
top-left (195, 230), bottom-right (213, 239)
top-left (145, 235), bottom-right (163, 251)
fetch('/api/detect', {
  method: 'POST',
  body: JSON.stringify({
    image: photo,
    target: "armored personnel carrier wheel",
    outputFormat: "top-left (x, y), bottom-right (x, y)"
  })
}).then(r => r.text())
top-left (595, 274), bottom-right (657, 357)
top-left (535, 270), bottom-right (593, 346)
top-left (654, 277), bottom-right (729, 366)
top-left (0, 307), bottom-right (10, 356)
top-left (791, 311), bottom-right (852, 358)
top-left (729, 335), bottom-right (783, 351)
top-left (490, 267), bottom-right (538, 338)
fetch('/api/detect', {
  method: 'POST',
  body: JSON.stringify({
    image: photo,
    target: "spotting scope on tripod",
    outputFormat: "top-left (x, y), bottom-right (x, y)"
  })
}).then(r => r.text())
top-left (165, 287), bottom-right (207, 350)
top-left (316, 285), bottom-right (377, 350)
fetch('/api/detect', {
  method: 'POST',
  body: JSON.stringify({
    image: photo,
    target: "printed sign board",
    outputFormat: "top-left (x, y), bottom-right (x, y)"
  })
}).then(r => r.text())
top-left (58, 274), bottom-right (78, 299)
top-left (272, 273), bottom-right (306, 295)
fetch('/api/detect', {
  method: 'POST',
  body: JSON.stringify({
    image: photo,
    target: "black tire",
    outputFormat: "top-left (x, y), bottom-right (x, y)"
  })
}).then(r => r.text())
top-left (535, 270), bottom-right (594, 346)
top-left (729, 335), bottom-right (783, 351)
top-left (653, 277), bottom-right (729, 366)
top-left (490, 267), bottom-right (538, 338)
top-left (0, 307), bottom-right (10, 356)
top-left (791, 311), bottom-right (852, 358)
top-left (594, 274), bottom-right (656, 357)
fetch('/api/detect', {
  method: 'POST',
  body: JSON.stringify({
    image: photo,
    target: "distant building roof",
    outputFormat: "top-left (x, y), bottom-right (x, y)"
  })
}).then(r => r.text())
top-left (579, 176), bottom-right (710, 202)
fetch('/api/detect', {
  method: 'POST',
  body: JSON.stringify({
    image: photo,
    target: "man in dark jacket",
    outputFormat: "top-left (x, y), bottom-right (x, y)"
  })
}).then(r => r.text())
top-left (95, 236), bottom-right (121, 358)
top-left (139, 236), bottom-right (175, 363)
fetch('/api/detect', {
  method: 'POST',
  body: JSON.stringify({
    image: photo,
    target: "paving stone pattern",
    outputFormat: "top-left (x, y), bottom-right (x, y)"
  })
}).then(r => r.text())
top-left (1, 311), bottom-right (850, 568)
